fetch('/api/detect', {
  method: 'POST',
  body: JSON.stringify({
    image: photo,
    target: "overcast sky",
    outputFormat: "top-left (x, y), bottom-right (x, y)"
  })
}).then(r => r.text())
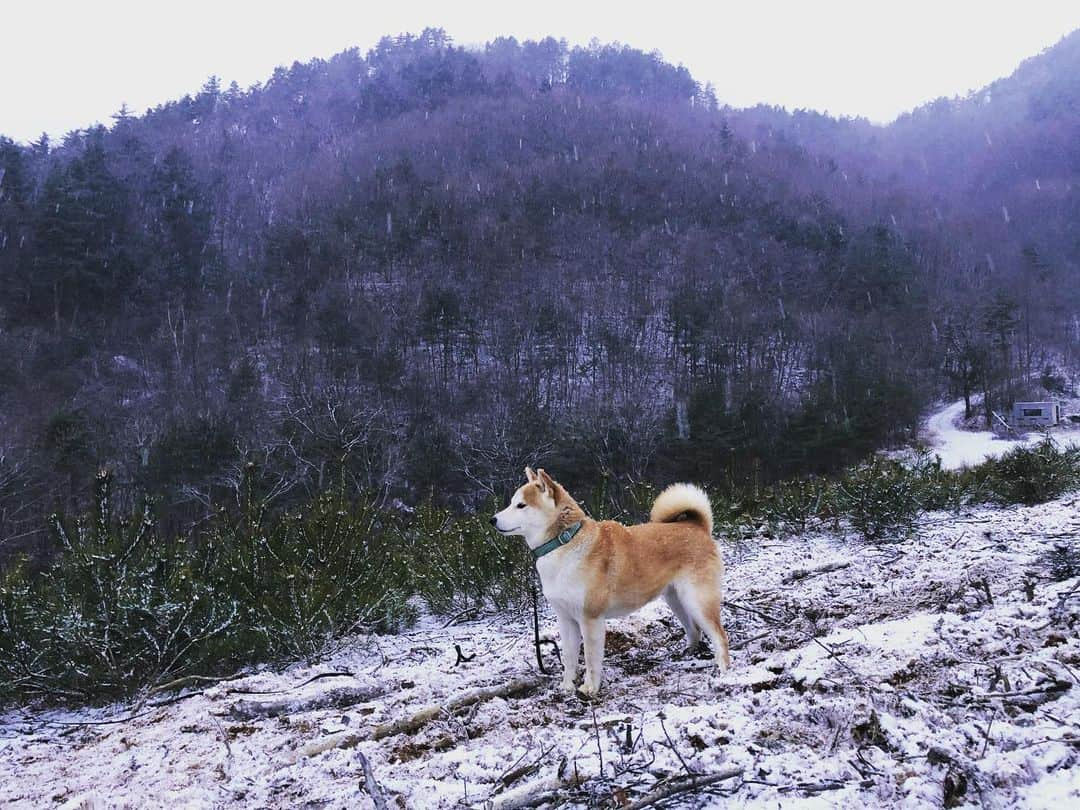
top-left (3, 1), bottom-right (1079, 144)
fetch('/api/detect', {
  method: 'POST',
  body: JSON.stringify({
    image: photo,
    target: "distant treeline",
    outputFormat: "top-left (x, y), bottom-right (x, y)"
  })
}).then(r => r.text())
top-left (0, 29), bottom-right (1076, 557)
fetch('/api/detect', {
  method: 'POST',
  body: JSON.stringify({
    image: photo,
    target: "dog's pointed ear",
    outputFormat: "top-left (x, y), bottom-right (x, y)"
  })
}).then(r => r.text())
top-left (537, 469), bottom-right (557, 498)
top-left (524, 467), bottom-right (537, 483)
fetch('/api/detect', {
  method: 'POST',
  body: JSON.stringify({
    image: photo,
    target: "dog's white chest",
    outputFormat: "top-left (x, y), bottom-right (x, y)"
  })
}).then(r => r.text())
top-left (536, 553), bottom-right (588, 615)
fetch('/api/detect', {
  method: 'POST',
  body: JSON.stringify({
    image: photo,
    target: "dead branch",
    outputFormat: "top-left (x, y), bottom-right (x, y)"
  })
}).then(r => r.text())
top-left (209, 713), bottom-right (234, 777)
top-left (782, 561), bottom-right (851, 584)
top-left (357, 750), bottom-right (389, 810)
top-left (970, 680), bottom-right (1071, 710)
top-left (623, 767), bottom-right (744, 810)
top-left (292, 675), bottom-right (546, 761)
top-left (229, 683), bottom-right (384, 720)
top-left (372, 676), bottom-right (545, 740)
top-left (226, 670), bottom-right (354, 696)
top-left (148, 672), bottom-right (247, 696)
top-left (489, 757), bottom-right (585, 810)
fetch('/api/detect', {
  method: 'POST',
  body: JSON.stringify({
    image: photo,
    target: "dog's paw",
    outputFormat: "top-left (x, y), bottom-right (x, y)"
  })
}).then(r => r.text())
top-left (559, 677), bottom-right (577, 694)
top-left (576, 675), bottom-right (602, 699)
top-left (708, 662), bottom-right (730, 688)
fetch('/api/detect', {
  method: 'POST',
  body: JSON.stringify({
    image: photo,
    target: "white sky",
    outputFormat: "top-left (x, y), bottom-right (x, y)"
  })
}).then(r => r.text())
top-left (2, 1), bottom-right (1079, 144)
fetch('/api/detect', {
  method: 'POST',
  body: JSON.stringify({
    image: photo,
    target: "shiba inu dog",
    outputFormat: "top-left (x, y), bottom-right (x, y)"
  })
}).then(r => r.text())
top-left (492, 468), bottom-right (729, 697)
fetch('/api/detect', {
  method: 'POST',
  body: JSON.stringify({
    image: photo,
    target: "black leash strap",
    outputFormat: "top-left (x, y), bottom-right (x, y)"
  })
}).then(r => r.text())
top-left (531, 583), bottom-right (549, 674)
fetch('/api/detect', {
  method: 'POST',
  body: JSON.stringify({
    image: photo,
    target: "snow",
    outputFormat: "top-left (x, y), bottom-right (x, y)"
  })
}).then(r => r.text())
top-left (920, 398), bottom-right (1080, 470)
top-left (2, 495), bottom-right (1079, 808)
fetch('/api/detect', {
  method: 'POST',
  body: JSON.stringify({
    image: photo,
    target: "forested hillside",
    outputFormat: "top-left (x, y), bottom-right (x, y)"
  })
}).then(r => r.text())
top-left (0, 29), bottom-right (1076, 555)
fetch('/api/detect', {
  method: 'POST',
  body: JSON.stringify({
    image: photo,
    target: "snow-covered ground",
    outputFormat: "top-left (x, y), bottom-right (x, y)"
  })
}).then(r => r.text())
top-left (920, 398), bottom-right (1080, 470)
top-left (3, 495), bottom-right (1078, 808)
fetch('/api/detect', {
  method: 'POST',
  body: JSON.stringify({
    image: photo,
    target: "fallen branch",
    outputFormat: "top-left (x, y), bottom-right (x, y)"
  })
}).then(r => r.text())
top-left (357, 751), bottom-right (389, 810)
top-left (782, 561), bottom-right (850, 584)
top-left (489, 757), bottom-right (585, 810)
top-left (148, 672), bottom-right (246, 696)
top-left (731, 630), bottom-right (773, 651)
top-left (970, 680), bottom-right (1071, 710)
top-left (372, 676), bottom-right (545, 740)
top-left (230, 683), bottom-right (384, 720)
top-left (726, 600), bottom-right (783, 625)
top-left (623, 768), bottom-right (744, 810)
top-left (226, 670), bottom-right (354, 695)
top-left (291, 675), bottom-right (547, 761)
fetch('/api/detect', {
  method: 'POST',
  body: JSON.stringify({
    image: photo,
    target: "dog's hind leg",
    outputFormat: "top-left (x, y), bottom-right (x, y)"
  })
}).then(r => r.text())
top-left (675, 580), bottom-right (730, 672)
top-left (555, 610), bottom-right (582, 692)
top-left (578, 617), bottom-right (606, 697)
top-left (663, 586), bottom-right (701, 650)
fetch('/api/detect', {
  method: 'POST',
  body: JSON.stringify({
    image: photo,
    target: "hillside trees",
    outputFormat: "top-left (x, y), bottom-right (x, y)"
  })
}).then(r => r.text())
top-left (0, 30), bottom-right (1074, 559)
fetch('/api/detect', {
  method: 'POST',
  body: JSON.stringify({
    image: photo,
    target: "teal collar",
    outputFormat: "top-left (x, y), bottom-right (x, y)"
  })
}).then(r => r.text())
top-left (531, 521), bottom-right (583, 560)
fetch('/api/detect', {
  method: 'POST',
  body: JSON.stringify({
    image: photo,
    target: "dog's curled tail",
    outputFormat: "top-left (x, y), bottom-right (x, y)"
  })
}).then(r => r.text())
top-left (650, 483), bottom-right (713, 536)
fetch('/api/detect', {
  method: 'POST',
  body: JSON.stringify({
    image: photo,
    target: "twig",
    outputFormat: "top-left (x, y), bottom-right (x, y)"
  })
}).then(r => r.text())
top-left (371, 676), bottom-right (544, 740)
top-left (496, 743), bottom-right (552, 789)
top-left (357, 750), bottom-right (389, 810)
top-left (148, 671), bottom-right (247, 696)
top-left (726, 600), bottom-right (782, 625)
top-left (532, 584), bottom-right (548, 674)
top-left (782, 561), bottom-right (851, 584)
top-left (657, 711), bottom-right (695, 777)
top-left (731, 630), bottom-right (773, 651)
top-left (591, 704), bottom-right (604, 778)
top-left (226, 670), bottom-right (354, 695)
top-left (808, 636), bottom-right (865, 683)
top-left (209, 712), bottom-right (234, 776)
top-left (980, 710), bottom-right (996, 758)
top-left (441, 606), bottom-right (480, 628)
top-left (30, 707), bottom-right (163, 727)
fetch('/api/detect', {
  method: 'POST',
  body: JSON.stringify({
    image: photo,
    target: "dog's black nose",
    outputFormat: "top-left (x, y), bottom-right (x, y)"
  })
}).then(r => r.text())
top-left (489, 516), bottom-right (497, 526)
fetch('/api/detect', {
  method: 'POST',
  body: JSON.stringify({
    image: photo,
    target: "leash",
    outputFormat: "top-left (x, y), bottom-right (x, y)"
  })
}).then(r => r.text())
top-left (531, 582), bottom-right (548, 675)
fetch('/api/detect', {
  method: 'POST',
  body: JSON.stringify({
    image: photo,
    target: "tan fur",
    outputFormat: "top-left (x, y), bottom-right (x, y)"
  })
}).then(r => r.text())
top-left (492, 469), bottom-right (729, 697)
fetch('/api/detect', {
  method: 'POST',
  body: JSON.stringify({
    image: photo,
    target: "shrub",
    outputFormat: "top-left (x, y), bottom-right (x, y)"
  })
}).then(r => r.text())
top-left (835, 458), bottom-right (922, 542)
top-left (762, 476), bottom-right (831, 534)
top-left (0, 470), bottom-right (532, 705)
top-left (906, 449), bottom-right (983, 512)
top-left (404, 501), bottom-right (532, 615)
top-left (0, 471), bottom-right (228, 701)
top-left (981, 440), bottom-right (1080, 506)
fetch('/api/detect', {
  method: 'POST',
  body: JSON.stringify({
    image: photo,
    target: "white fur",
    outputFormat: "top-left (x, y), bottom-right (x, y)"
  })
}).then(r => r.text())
top-left (492, 484), bottom-right (555, 551)
top-left (650, 483), bottom-right (713, 536)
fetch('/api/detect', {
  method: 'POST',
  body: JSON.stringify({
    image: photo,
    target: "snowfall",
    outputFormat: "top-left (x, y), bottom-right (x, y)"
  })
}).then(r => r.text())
top-left (1, 403), bottom-right (1078, 809)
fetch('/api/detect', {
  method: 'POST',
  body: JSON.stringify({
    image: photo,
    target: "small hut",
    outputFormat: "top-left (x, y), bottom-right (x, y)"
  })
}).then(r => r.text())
top-left (1012, 401), bottom-right (1061, 428)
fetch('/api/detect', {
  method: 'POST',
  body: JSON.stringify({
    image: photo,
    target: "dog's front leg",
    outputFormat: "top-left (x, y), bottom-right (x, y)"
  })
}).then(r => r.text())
top-left (555, 611), bottom-right (582, 692)
top-left (579, 617), bottom-right (606, 697)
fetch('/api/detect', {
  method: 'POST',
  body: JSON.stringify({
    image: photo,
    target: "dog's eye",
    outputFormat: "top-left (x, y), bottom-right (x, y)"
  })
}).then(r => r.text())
top-left (516, 503), bottom-right (526, 509)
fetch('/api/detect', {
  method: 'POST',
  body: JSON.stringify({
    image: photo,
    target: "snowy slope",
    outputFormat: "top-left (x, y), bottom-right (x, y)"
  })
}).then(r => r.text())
top-left (2, 495), bottom-right (1078, 808)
